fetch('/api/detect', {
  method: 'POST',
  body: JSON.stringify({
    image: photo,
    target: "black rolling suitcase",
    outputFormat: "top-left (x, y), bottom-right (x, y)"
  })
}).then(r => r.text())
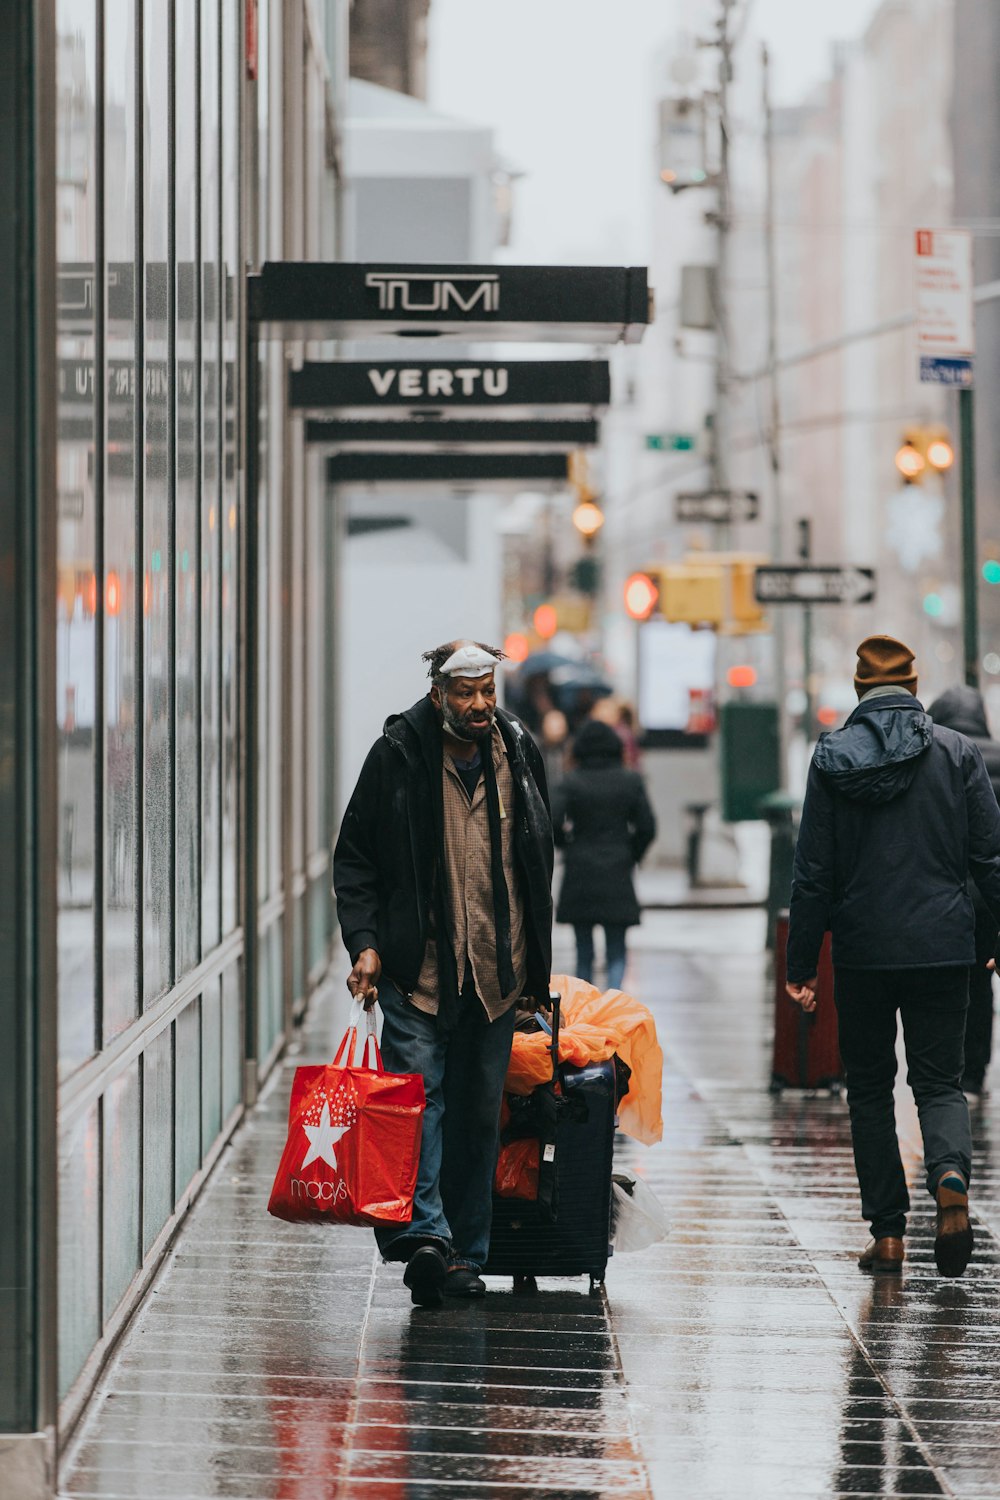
top-left (484, 993), bottom-right (616, 1296)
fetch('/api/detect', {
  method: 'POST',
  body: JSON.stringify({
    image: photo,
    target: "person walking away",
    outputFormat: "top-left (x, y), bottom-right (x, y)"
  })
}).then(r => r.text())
top-left (928, 684), bottom-right (1000, 1094)
top-left (552, 719), bottom-right (656, 992)
top-left (786, 636), bottom-right (1000, 1279)
top-left (333, 641), bottom-right (554, 1308)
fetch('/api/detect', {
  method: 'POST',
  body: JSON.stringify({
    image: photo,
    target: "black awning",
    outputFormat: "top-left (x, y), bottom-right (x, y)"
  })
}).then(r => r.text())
top-left (288, 359), bottom-right (612, 415)
top-left (326, 451), bottom-right (570, 487)
top-left (305, 418), bottom-right (597, 453)
top-left (250, 262), bottom-right (651, 343)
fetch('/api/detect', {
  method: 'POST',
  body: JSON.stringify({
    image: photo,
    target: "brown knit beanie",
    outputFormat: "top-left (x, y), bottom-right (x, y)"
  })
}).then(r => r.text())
top-left (854, 635), bottom-right (918, 697)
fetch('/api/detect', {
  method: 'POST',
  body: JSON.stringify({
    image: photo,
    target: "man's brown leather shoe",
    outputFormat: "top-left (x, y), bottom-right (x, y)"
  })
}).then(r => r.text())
top-left (935, 1177), bottom-right (973, 1278)
top-left (858, 1236), bottom-right (904, 1274)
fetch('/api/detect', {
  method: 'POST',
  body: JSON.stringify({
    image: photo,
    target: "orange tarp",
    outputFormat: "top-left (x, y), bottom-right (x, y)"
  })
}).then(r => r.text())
top-left (505, 974), bottom-right (663, 1145)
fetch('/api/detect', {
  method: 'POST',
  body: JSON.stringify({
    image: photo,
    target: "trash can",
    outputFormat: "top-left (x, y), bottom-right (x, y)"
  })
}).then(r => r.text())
top-left (683, 801), bottom-right (712, 887)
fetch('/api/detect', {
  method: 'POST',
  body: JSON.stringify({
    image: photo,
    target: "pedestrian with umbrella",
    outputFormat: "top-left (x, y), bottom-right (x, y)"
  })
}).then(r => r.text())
top-left (552, 719), bottom-right (656, 991)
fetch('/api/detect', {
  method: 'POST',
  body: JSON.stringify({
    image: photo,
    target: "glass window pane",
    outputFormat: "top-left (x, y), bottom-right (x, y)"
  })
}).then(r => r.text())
top-left (142, 1027), bottom-right (174, 1256)
top-left (222, 959), bottom-right (242, 1119)
top-left (142, 0), bottom-right (172, 1000)
top-left (56, 0), bottom-right (98, 1076)
top-left (102, 0), bottom-right (138, 1042)
top-left (256, 346), bottom-right (271, 903)
top-left (103, 1062), bottom-right (141, 1319)
top-left (175, 999), bottom-right (202, 1199)
top-left (201, 0), bottom-right (221, 954)
top-left (58, 1106), bottom-right (100, 1399)
top-left (220, 0), bottom-right (239, 938)
top-left (175, 0), bottom-right (200, 976)
top-left (201, 975), bottom-right (222, 1155)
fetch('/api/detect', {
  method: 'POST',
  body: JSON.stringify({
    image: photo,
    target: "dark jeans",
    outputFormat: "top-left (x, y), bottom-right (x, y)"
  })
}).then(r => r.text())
top-left (574, 923), bottom-right (628, 991)
top-left (835, 965), bottom-right (972, 1240)
top-left (375, 978), bottom-right (516, 1270)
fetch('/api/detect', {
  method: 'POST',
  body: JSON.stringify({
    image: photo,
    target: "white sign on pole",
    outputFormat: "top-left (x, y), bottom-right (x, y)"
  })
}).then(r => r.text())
top-left (915, 228), bottom-right (975, 386)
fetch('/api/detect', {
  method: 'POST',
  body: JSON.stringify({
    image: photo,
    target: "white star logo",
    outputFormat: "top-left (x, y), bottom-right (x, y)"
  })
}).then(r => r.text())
top-left (301, 1101), bottom-right (351, 1172)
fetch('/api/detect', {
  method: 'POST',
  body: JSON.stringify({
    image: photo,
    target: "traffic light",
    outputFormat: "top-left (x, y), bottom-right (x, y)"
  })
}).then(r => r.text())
top-left (895, 425), bottom-right (955, 484)
top-left (623, 571), bottom-right (659, 620)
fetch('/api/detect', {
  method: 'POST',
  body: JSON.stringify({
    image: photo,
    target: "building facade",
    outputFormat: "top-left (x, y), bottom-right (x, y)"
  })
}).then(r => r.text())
top-left (4, 1), bottom-right (349, 1490)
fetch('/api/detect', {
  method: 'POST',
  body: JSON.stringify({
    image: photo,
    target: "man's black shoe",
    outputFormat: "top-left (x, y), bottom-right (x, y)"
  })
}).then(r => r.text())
top-left (443, 1266), bottom-right (486, 1298)
top-left (403, 1245), bottom-right (448, 1307)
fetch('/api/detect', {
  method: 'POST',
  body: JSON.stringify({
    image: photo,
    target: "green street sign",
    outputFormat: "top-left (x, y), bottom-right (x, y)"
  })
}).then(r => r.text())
top-left (646, 432), bottom-right (696, 452)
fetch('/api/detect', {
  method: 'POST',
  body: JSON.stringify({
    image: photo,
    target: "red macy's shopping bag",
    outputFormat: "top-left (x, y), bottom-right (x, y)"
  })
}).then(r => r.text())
top-left (267, 1014), bottom-right (425, 1226)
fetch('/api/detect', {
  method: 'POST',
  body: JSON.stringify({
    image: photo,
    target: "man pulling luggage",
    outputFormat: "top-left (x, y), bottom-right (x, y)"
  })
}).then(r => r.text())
top-left (786, 636), bottom-right (1000, 1277)
top-left (333, 641), bottom-right (554, 1306)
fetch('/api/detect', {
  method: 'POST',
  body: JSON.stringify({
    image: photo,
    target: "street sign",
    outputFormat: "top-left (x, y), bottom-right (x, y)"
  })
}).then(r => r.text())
top-left (250, 262), bottom-right (651, 343)
top-left (754, 565), bottom-right (876, 606)
top-left (915, 229), bottom-right (975, 387)
top-left (289, 359), bottom-right (611, 415)
top-left (676, 489), bottom-right (759, 524)
top-left (646, 432), bottom-right (696, 452)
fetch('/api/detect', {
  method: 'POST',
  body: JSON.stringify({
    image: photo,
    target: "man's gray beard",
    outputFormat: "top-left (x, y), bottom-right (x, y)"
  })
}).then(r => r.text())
top-left (441, 697), bottom-right (495, 743)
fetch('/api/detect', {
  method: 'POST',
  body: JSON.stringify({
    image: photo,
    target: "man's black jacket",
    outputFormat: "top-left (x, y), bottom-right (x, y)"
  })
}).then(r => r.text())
top-left (787, 691), bottom-right (1000, 983)
top-left (333, 696), bottom-right (554, 1026)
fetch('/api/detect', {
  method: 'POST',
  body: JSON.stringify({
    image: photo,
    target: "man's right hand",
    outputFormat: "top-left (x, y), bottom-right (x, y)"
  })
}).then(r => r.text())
top-left (786, 978), bottom-right (818, 1013)
top-left (348, 948), bottom-right (382, 1011)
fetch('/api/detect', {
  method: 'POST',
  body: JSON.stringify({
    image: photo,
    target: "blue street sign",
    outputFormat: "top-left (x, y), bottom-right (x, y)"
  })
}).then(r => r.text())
top-left (920, 356), bottom-right (974, 388)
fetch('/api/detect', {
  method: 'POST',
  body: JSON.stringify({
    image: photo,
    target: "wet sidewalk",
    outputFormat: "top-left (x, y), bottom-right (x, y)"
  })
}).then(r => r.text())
top-left (62, 911), bottom-right (1000, 1499)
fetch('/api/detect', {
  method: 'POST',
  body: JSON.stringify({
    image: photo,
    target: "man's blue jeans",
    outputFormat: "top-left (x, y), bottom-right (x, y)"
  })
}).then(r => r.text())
top-left (375, 978), bottom-right (517, 1270)
top-left (574, 923), bottom-right (628, 991)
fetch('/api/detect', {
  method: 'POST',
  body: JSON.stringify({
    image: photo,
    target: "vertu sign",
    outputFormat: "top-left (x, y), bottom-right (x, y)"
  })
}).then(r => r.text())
top-left (288, 360), bottom-right (612, 413)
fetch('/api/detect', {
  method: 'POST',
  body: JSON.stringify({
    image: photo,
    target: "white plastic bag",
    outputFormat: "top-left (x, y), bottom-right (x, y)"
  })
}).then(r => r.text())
top-left (611, 1172), bottom-right (670, 1252)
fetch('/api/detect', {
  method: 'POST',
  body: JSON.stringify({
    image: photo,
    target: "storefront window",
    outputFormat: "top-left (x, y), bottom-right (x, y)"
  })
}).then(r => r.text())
top-left (102, 0), bottom-right (138, 1042)
top-left (175, 0), bottom-right (201, 977)
top-left (56, 0), bottom-right (98, 1075)
top-left (143, 0), bottom-right (173, 1000)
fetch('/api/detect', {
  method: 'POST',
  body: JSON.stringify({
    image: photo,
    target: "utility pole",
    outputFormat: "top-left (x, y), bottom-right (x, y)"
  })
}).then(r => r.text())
top-left (711, 0), bottom-right (734, 548)
top-left (960, 386), bottom-right (978, 688)
top-left (799, 518), bottom-right (815, 736)
top-left (761, 43), bottom-right (787, 772)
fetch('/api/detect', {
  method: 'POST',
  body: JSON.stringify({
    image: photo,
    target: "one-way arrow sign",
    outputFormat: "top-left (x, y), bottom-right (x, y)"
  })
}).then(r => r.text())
top-left (676, 489), bottom-right (759, 524)
top-left (754, 565), bottom-right (876, 606)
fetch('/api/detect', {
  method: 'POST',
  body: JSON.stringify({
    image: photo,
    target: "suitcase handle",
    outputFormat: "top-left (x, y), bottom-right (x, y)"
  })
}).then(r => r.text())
top-left (532, 990), bottom-right (562, 1079)
top-left (549, 989), bottom-right (561, 1081)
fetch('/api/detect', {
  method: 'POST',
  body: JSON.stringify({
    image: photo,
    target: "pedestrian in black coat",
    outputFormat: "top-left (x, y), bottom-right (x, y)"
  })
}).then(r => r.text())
top-left (928, 684), bottom-right (1000, 1094)
top-left (787, 635), bottom-right (1000, 1281)
top-left (552, 720), bottom-right (656, 991)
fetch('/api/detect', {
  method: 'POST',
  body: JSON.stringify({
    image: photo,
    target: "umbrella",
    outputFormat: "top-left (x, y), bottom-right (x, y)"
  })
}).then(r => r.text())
top-left (548, 665), bottom-right (613, 717)
top-left (518, 650), bottom-right (577, 678)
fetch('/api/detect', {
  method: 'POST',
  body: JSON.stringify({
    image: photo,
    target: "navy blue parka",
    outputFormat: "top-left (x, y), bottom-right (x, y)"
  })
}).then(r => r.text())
top-left (787, 691), bottom-right (1000, 984)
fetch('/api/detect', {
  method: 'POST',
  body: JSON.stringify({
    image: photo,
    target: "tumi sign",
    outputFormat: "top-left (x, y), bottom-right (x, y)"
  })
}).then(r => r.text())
top-left (250, 262), bottom-right (651, 343)
top-left (288, 360), bottom-right (612, 414)
top-left (364, 271), bottom-right (500, 314)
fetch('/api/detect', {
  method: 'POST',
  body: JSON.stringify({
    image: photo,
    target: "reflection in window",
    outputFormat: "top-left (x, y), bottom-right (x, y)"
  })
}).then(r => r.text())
top-left (221, 0), bottom-right (239, 937)
top-left (201, 0), bottom-right (222, 953)
top-left (102, 0), bottom-right (138, 1041)
top-left (143, 0), bottom-right (173, 1000)
top-left (56, 0), bottom-right (98, 1075)
top-left (175, 0), bottom-right (201, 977)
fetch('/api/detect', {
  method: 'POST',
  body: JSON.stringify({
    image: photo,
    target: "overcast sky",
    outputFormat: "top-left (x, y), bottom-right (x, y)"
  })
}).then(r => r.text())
top-left (428, 0), bottom-right (884, 263)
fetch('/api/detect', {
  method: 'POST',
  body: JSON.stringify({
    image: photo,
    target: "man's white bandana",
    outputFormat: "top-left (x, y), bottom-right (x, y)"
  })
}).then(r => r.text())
top-left (439, 645), bottom-right (498, 679)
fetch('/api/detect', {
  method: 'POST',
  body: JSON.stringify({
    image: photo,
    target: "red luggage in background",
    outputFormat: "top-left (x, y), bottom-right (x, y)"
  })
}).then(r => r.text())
top-left (771, 912), bottom-right (843, 1091)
